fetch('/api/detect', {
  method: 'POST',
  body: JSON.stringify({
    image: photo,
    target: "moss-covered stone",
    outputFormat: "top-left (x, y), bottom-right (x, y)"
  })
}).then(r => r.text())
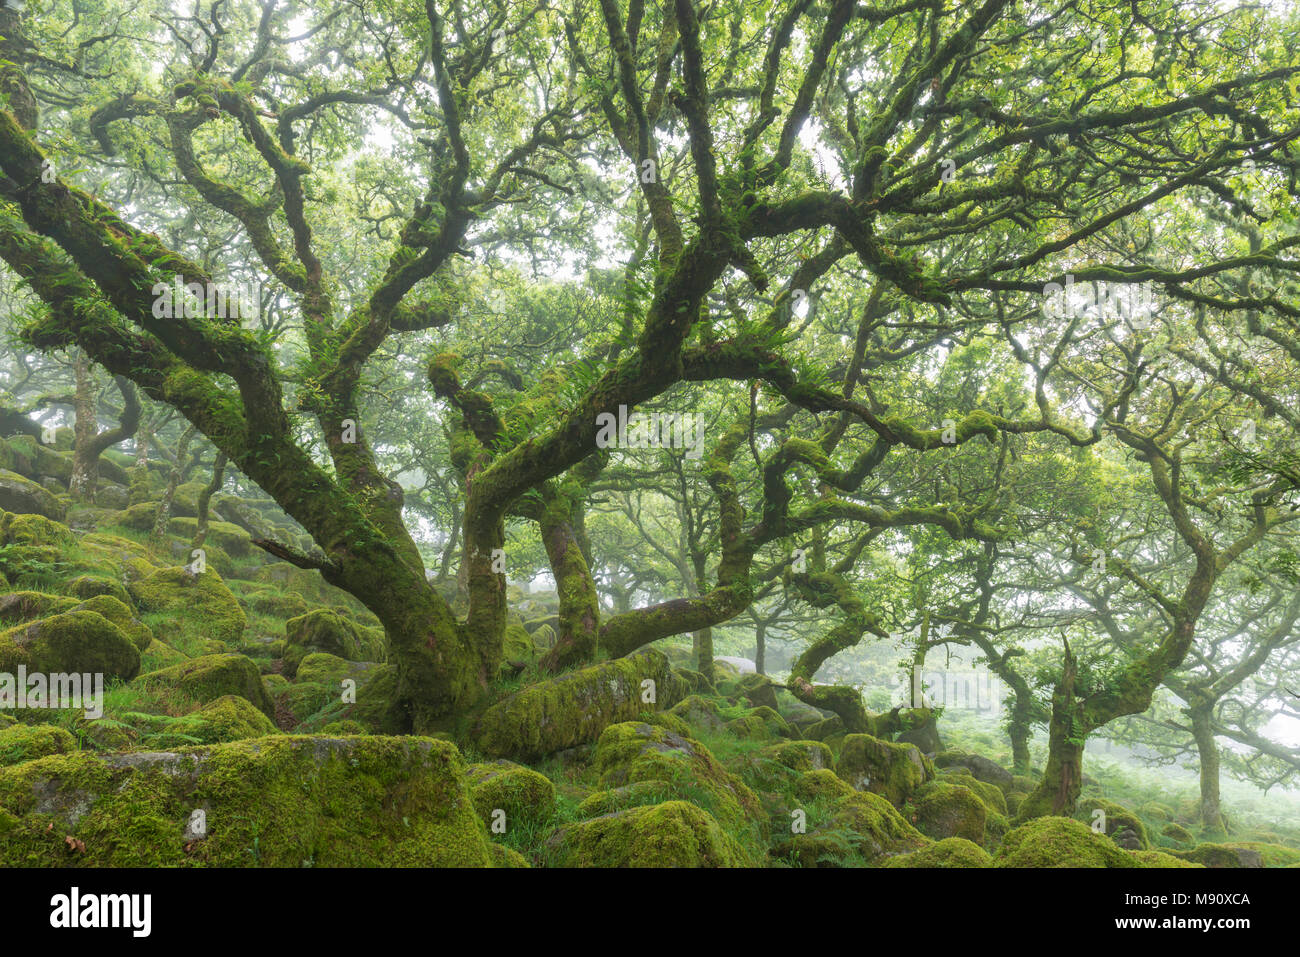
top-left (574, 780), bottom-right (669, 818)
top-left (794, 768), bottom-right (856, 802)
top-left (911, 779), bottom-right (988, 843)
top-left (475, 649), bottom-right (680, 760)
top-left (68, 595), bottom-right (152, 652)
top-left (667, 693), bottom-right (727, 733)
top-left (882, 837), bottom-right (993, 868)
top-left (0, 735), bottom-right (494, 866)
top-left (464, 760), bottom-right (556, 830)
top-left (546, 800), bottom-right (750, 867)
top-left (1074, 797), bottom-right (1150, 850)
top-left (282, 608), bottom-right (384, 677)
top-left (0, 609), bottom-right (141, 680)
top-left (938, 766), bottom-right (1008, 814)
top-left (995, 817), bottom-right (1139, 868)
top-left (934, 749), bottom-right (1014, 790)
top-left (489, 843), bottom-right (531, 868)
top-left (779, 791), bottom-right (929, 867)
top-left (185, 695), bottom-right (280, 743)
top-left (0, 471), bottom-right (65, 521)
top-left (134, 653), bottom-right (273, 716)
top-left (594, 721), bottom-right (761, 834)
top-left (1130, 849), bottom-right (1203, 868)
top-left (739, 740), bottom-right (835, 791)
top-left (836, 733), bottom-right (933, 807)
top-left (1167, 843), bottom-right (1263, 868)
top-left (65, 575), bottom-right (131, 606)
top-left (1162, 822), bottom-right (1194, 845)
top-left (318, 720), bottom-right (367, 736)
top-left (0, 723), bottom-right (77, 766)
top-left (128, 566), bottom-right (246, 644)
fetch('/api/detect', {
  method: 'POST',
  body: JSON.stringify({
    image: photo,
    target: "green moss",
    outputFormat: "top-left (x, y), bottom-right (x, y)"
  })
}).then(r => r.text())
top-left (474, 649), bottom-right (678, 761)
top-left (1162, 822), bottom-right (1194, 845)
top-left (0, 609), bottom-right (141, 679)
top-left (0, 735), bottom-right (494, 866)
top-left (1074, 797), bottom-right (1150, 849)
top-left (318, 720), bottom-right (367, 735)
top-left (794, 768), bottom-right (856, 802)
top-left (68, 595), bottom-right (152, 651)
top-left (938, 767), bottom-right (1007, 814)
top-left (128, 566), bottom-right (246, 644)
top-left (134, 653), bottom-right (272, 716)
top-left (740, 740), bottom-right (835, 791)
top-left (1223, 842), bottom-right (1300, 868)
top-left (0, 723), bottom-right (77, 766)
top-left (1166, 843), bottom-right (1254, 868)
top-left (882, 837), bottom-right (993, 868)
top-left (282, 608), bottom-right (384, 677)
top-left (780, 791), bottom-right (929, 867)
top-left (185, 695), bottom-right (279, 743)
top-left (836, 733), bottom-right (932, 807)
top-left (1130, 849), bottom-right (1203, 868)
top-left (574, 780), bottom-right (669, 818)
top-left (911, 780), bottom-right (988, 843)
top-left (464, 760), bottom-right (556, 829)
top-left (546, 800), bottom-right (751, 867)
top-left (995, 817), bottom-right (1139, 868)
top-left (593, 721), bottom-right (762, 836)
top-left (489, 843), bottom-right (531, 868)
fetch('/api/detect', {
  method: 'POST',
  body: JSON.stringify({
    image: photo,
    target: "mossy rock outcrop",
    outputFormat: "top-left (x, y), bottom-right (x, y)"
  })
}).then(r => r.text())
top-left (465, 760), bottom-right (556, 830)
top-left (128, 566), bottom-right (246, 645)
top-left (282, 609), bottom-right (385, 677)
top-left (937, 766), bottom-right (1008, 815)
top-left (911, 779), bottom-right (988, 843)
top-left (574, 780), bottom-right (669, 818)
top-left (1074, 797), bottom-right (1150, 850)
top-left (738, 740), bottom-right (834, 791)
top-left (546, 800), bottom-right (750, 867)
top-left (0, 470), bottom-right (65, 521)
top-left (1162, 822), bottom-right (1194, 845)
top-left (475, 649), bottom-right (681, 760)
top-left (0, 735), bottom-right (496, 866)
top-left (725, 705), bottom-right (791, 740)
top-left (134, 653), bottom-right (273, 716)
top-left (995, 817), bottom-right (1140, 868)
top-left (1130, 850), bottom-right (1203, 868)
top-left (0, 723), bottom-right (77, 766)
top-left (594, 721), bottom-right (761, 834)
top-left (836, 733), bottom-right (933, 807)
top-left (794, 768), bottom-right (856, 802)
top-left (667, 694), bottom-right (727, 733)
top-left (778, 791), bottom-right (929, 867)
top-left (882, 837), bottom-right (993, 868)
top-left (0, 609), bottom-right (141, 680)
top-left (934, 750), bottom-right (1014, 791)
top-left (1167, 843), bottom-right (1263, 868)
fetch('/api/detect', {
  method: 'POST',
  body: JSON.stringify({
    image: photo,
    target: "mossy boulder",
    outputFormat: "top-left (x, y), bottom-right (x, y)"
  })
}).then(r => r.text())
top-left (934, 750), bottom-right (1014, 790)
top-left (804, 715), bottom-right (845, 742)
top-left (836, 733), bottom-right (933, 807)
top-left (185, 695), bottom-right (280, 743)
top-left (995, 817), bottom-right (1140, 868)
top-left (1131, 850), bottom-right (1203, 868)
top-left (0, 610), bottom-right (141, 680)
top-left (667, 693), bottom-right (727, 733)
top-left (938, 766), bottom-right (1008, 815)
top-left (0, 470), bottom-right (65, 521)
top-left (128, 566), bottom-right (246, 644)
top-left (489, 843), bottom-right (531, 868)
top-left (135, 653), bottom-right (273, 716)
top-left (0, 723), bottom-right (77, 766)
top-left (779, 791), bottom-right (929, 867)
top-left (1223, 842), bottom-right (1300, 868)
top-left (1074, 797), bottom-right (1150, 850)
top-left (67, 595), bottom-right (152, 652)
top-left (1162, 822), bottom-right (1194, 845)
top-left (737, 740), bottom-right (834, 792)
top-left (794, 768), bottom-right (856, 802)
top-left (593, 721), bottom-right (761, 834)
top-left (1167, 843), bottom-right (1263, 868)
top-left (464, 760), bottom-right (556, 830)
top-left (66, 575), bottom-right (131, 606)
top-left (911, 779), bottom-right (988, 843)
top-left (282, 609), bottom-right (384, 677)
top-left (0, 735), bottom-right (495, 866)
top-left (475, 649), bottom-right (680, 760)
top-left (725, 705), bottom-right (791, 740)
top-left (247, 589), bottom-right (311, 619)
top-left (734, 673), bottom-right (779, 710)
top-left (546, 801), bottom-right (750, 867)
top-left (883, 837), bottom-right (993, 868)
top-left (575, 780), bottom-right (671, 818)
